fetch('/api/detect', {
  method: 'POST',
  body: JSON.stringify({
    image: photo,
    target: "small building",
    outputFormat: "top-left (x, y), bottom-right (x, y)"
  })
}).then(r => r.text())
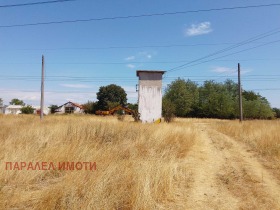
top-left (32, 106), bottom-right (50, 115)
top-left (55, 101), bottom-right (84, 114)
top-left (4, 105), bottom-right (23, 115)
top-left (137, 70), bottom-right (165, 123)
top-left (0, 105), bottom-right (6, 114)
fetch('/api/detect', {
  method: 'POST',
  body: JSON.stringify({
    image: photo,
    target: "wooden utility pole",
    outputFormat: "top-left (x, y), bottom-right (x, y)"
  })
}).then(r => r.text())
top-left (238, 63), bottom-right (243, 122)
top-left (40, 55), bottom-right (45, 120)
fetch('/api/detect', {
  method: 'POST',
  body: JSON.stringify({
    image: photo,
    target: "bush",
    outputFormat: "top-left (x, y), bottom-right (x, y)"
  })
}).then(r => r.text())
top-left (21, 105), bottom-right (35, 114)
top-left (162, 98), bottom-right (175, 123)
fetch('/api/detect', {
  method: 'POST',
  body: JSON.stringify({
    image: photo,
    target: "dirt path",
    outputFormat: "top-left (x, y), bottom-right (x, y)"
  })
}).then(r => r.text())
top-left (185, 123), bottom-right (280, 210)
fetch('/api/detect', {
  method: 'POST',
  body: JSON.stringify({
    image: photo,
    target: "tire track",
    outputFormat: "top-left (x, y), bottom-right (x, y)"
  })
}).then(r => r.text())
top-left (185, 123), bottom-right (280, 209)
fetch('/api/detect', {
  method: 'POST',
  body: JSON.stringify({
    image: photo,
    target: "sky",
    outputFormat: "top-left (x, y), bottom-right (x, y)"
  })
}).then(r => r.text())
top-left (0, 0), bottom-right (280, 108)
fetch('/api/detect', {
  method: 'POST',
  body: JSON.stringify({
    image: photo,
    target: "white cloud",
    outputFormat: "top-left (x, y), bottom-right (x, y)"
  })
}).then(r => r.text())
top-left (185, 22), bottom-right (213, 36)
top-left (241, 69), bottom-right (253, 75)
top-left (60, 84), bottom-right (92, 88)
top-left (212, 66), bottom-right (235, 74)
top-left (126, 64), bottom-right (136, 69)
top-left (212, 66), bottom-right (253, 75)
top-left (125, 56), bottom-right (135, 61)
top-left (138, 51), bottom-right (155, 59)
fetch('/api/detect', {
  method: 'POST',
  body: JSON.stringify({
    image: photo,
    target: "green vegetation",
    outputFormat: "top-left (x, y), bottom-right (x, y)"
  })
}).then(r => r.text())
top-left (20, 105), bottom-right (35, 114)
top-left (9, 98), bottom-right (25, 106)
top-left (82, 101), bottom-right (96, 114)
top-left (162, 97), bottom-right (175, 123)
top-left (49, 104), bottom-right (59, 114)
top-left (164, 79), bottom-right (199, 117)
top-left (96, 84), bottom-right (127, 111)
top-left (273, 108), bottom-right (280, 118)
top-left (163, 78), bottom-right (275, 119)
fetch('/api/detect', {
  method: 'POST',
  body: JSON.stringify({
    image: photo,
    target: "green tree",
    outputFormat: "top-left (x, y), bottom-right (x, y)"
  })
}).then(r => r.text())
top-left (243, 90), bottom-right (259, 101)
top-left (82, 101), bottom-right (96, 114)
top-left (164, 78), bottom-right (199, 117)
top-left (243, 91), bottom-right (274, 119)
top-left (96, 84), bottom-right (127, 110)
top-left (49, 105), bottom-right (59, 114)
top-left (198, 81), bottom-right (217, 118)
top-left (0, 98), bottom-right (3, 107)
top-left (127, 103), bottom-right (138, 111)
top-left (21, 105), bottom-right (35, 114)
top-left (162, 97), bottom-right (176, 123)
top-left (272, 108), bottom-right (280, 118)
top-left (198, 80), bottom-right (236, 118)
top-left (162, 78), bottom-right (274, 119)
top-left (10, 98), bottom-right (25, 106)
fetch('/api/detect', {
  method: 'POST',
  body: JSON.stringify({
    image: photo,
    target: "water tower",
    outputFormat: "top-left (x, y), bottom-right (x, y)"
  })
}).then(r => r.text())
top-left (136, 70), bottom-right (165, 123)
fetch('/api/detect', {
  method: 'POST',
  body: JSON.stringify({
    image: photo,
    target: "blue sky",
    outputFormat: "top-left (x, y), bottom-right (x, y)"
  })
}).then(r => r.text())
top-left (0, 0), bottom-right (280, 107)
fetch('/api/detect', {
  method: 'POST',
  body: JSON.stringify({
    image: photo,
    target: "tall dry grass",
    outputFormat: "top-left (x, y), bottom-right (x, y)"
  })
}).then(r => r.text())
top-left (213, 120), bottom-right (280, 159)
top-left (0, 115), bottom-right (197, 209)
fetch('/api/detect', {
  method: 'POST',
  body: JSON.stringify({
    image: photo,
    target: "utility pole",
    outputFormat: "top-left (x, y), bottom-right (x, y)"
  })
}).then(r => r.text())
top-left (40, 55), bottom-right (44, 120)
top-left (238, 63), bottom-right (243, 122)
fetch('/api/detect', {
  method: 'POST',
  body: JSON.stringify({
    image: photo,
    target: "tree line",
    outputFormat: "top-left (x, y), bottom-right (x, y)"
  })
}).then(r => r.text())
top-left (1, 80), bottom-right (279, 119)
top-left (163, 78), bottom-right (279, 120)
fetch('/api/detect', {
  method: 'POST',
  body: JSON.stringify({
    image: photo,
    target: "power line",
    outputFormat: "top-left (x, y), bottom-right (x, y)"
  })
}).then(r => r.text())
top-left (0, 0), bottom-right (77, 8)
top-left (167, 29), bottom-right (280, 73)
top-left (1, 41), bottom-right (277, 51)
top-left (177, 39), bottom-right (280, 72)
top-left (1, 57), bottom-right (280, 65)
top-left (1, 74), bottom-right (280, 79)
top-left (252, 88), bottom-right (280, 91)
top-left (0, 42), bottom-right (238, 51)
top-left (0, 89), bottom-right (137, 93)
top-left (1, 3), bottom-right (280, 28)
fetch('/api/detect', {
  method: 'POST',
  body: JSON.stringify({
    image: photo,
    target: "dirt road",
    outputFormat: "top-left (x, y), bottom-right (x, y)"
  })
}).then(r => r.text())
top-left (184, 123), bottom-right (280, 210)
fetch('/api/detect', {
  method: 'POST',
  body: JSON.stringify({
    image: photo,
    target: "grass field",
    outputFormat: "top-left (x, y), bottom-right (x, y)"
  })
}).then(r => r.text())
top-left (213, 120), bottom-right (280, 159)
top-left (0, 115), bottom-right (197, 209)
top-left (1, 115), bottom-right (280, 209)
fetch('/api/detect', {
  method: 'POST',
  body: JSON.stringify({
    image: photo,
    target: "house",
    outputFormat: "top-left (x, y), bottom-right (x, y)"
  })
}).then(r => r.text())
top-left (55, 101), bottom-right (84, 114)
top-left (0, 105), bottom-right (6, 114)
top-left (137, 70), bottom-right (165, 123)
top-left (4, 105), bottom-right (23, 115)
top-left (32, 106), bottom-right (50, 115)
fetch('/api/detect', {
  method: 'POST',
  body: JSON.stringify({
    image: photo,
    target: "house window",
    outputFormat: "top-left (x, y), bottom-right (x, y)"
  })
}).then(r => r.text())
top-left (65, 107), bottom-right (74, 114)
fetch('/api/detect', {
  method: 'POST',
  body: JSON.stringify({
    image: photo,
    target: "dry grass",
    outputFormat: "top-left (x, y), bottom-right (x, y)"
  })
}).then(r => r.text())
top-left (213, 119), bottom-right (280, 182)
top-left (213, 120), bottom-right (280, 159)
top-left (0, 115), bottom-right (197, 209)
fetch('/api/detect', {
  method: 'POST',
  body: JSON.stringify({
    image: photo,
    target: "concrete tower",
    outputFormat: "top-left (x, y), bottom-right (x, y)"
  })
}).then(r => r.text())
top-left (136, 70), bottom-right (165, 123)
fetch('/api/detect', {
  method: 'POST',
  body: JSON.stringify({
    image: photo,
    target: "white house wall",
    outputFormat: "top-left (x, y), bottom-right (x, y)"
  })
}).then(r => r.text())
top-left (5, 108), bottom-right (22, 115)
top-left (138, 86), bottom-right (162, 123)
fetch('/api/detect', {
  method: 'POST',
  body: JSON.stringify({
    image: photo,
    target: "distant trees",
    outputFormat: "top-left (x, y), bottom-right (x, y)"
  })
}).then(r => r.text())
top-left (164, 79), bottom-right (199, 117)
top-left (197, 80), bottom-right (237, 119)
top-left (21, 105), bottom-right (35, 114)
top-left (162, 98), bottom-right (175, 123)
top-left (272, 108), bottom-right (280, 118)
top-left (127, 103), bottom-right (138, 112)
top-left (10, 98), bottom-right (25, 106)
top-left (96, 84), bottom-right (127, 111)
top-left (163, 78), bottom-right (275, 119)
top-left (0, 98), bottom-right (3, 107)
top-left (49, 105), bottom-right (59, 114)
top-left (82, 101), bottom-right (96, 114)
top-left (243, 91), bottom-right (274, 119)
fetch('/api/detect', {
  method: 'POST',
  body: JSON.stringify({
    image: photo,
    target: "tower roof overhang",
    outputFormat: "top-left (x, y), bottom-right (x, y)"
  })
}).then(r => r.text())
top-left (136, 70), bottom-right (166, 77)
